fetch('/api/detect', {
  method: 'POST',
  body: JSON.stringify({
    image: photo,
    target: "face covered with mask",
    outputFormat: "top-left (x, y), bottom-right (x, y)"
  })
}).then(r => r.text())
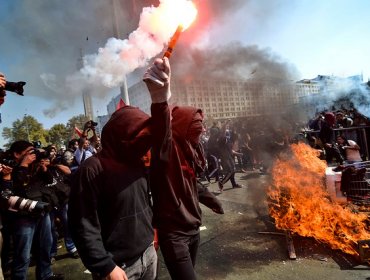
top-left (172, 106), bottom-right (206, 173)
top-left (100, 106), bottom-right (152, 164)
top-left (186, 113), bottom-right (204, 147)
top-left (172, 106), bottom-right (204, 147)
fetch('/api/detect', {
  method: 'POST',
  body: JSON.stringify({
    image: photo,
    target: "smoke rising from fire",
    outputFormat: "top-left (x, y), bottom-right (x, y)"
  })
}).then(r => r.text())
top-left (171, 42), bottom-right (299, 82)
top-left (301, 76), bottom-right (370, 119)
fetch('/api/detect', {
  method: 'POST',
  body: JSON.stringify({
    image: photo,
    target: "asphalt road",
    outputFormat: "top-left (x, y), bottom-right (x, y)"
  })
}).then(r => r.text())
top-left (25, 171), bottom-right (369, 280)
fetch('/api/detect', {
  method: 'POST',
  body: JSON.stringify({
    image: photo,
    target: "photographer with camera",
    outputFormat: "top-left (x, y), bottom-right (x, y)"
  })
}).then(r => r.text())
top-left (0, 162), bottom-right (13, 280)
top-left (74, 120), bottom-right (99, 166)
top-left (43, 145), bottom-right (79, 261)
top-left (0, 72), bottom-right (25, 107)
top-left (7, 140), bottom-right (64, 280)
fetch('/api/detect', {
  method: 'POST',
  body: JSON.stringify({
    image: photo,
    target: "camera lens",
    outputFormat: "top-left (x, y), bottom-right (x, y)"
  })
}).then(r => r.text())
top-left (4, 81), bottom-right (26, 96)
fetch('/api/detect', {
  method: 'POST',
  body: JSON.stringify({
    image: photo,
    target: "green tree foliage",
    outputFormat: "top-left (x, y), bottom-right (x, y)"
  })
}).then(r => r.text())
top-left (47, 124), bottom-right (69, 147)
top-left (66, 114), bottom-right (90, 139)
top-left (1, 115), bottom-right (47, 148)
top-left (1, 114), bottom-right (92, 149)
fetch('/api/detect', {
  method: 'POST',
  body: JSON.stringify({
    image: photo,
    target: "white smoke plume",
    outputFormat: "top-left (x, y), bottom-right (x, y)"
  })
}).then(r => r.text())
top-left (1, 0), bottom-right (199, 117)
top-left (1, 0), bottom-right (158, 117)
top-left (300, 75), bottom-right (370, 119)
top-left (41, 0), bottom-right (195, 116)
top-left (6, 0), bottom-right (367, 121)
top-left (73, 0), bottom-right (194, 89)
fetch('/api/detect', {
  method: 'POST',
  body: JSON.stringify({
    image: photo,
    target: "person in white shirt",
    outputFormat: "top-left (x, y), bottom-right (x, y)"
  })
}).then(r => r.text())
top-left (74, 121), bottom-right (98, 165)
top-left (74, 138), bottom-right (93, 165)
top-left (336, 135), bottom-right (362, 164)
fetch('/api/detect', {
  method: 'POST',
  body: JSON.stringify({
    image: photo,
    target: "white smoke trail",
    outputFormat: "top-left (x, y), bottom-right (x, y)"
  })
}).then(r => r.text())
top-left (73, 0), bottom-right (193, 89)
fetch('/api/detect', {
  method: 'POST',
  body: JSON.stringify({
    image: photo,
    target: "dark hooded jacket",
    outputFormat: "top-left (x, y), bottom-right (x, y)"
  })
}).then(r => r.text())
top-left (68, 106), bottom-right (154, 278)
top-left (150, 103), bottom-right (205, 234)
top-left (319, 112), bottom-right (336, 145)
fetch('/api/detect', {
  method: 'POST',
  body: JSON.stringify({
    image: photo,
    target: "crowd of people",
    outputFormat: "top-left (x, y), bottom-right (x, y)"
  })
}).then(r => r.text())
top-left (1, 63), bottom-right (369, 280)
top-left (200, 117), bottom-right (293, 182)
top-left (0, 59), bottom-right (226, 280)
top-left (305, 108), bottom-right (369, 166)
top-left (0, 99), bottom-right (103, 279)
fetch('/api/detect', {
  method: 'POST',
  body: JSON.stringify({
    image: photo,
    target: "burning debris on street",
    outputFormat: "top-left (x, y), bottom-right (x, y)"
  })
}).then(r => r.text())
top-left (268, 142), bottom-right (370, 256)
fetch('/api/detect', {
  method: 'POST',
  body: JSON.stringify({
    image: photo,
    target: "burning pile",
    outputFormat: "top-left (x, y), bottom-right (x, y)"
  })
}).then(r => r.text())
top-left (268, 142), bottom-right (370, 256)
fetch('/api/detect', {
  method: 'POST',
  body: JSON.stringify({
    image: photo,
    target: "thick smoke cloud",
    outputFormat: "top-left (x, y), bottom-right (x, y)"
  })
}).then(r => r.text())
top-left (171, 42), bottom-right (299, 82)
top-left (6, 0), bottom-right (367, 121)
top-left (2, 0), bottom-right (275, 118)
top-left (0, 0), bottom-right (156, 117)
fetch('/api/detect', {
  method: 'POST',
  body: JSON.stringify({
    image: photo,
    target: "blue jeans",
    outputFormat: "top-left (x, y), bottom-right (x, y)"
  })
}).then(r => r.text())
top-left (92, 243), bottom-right (157, 280)
top-left (50, 203), bottom-right (76, 256)
top-left (11, 213), bottom-right (53, 280)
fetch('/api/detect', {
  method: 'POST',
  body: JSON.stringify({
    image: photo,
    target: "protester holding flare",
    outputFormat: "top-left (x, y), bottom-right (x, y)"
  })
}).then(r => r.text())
top-left (144, 57), bottom-right (223, 280)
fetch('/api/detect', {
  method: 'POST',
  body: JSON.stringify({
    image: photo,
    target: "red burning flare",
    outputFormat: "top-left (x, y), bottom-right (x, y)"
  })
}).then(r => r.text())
top-left (162, 1), bottom-right (197, 58)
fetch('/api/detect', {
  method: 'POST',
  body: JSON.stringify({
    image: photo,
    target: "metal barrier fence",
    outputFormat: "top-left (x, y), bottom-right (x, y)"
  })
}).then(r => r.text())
top-left (305, 126), bottom-right (370, 161)
top-left (345, 161), bottom-right (370, 206)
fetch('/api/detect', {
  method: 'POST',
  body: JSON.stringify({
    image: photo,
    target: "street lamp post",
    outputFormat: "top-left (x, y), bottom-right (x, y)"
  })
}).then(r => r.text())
top-left (111, 0), bottom-right (130, 105)
top-left (24, 114), bottom-right (30, 142)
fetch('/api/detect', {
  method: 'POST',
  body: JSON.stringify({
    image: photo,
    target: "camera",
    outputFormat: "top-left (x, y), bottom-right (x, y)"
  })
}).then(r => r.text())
top-left (0, 149), bottom-right (17, 168)
top-left (1, 189), bottom-right (49, 213)
top-left (85, 120), bottom-right (98, 129)
top-left (32, 148), bottom-right (50, 161)
top-left (3, 81), bottom-right (26, 96)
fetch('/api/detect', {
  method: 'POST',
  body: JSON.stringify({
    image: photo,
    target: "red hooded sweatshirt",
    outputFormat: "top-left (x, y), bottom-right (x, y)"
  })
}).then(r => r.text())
top-left (150, 103), bottom-right (205, 234)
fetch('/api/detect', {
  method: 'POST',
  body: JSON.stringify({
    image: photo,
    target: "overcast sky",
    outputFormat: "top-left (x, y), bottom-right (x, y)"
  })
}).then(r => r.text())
top-left (0, 0), bottom-right (369, 146)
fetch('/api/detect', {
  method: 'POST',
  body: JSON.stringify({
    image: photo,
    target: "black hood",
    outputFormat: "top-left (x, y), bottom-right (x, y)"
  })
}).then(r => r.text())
top-left (100, 106), bottom-right (152, 163)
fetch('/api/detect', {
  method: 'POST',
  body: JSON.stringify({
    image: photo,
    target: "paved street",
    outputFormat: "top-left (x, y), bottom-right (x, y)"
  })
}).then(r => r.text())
top-left (26, 171), bottom-right (369, 280)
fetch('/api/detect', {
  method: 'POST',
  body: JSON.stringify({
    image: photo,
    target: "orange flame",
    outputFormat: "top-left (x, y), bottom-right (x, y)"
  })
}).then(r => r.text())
top-left (268, 142), bottom-right (370, 256)
top-left (148, 0), bottom-right (197, 35)
top-left (164, 0), bottom-right (198, 31)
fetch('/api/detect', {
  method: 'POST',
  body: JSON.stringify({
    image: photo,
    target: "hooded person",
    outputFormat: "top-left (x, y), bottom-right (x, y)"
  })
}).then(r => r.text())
top-left (7, 140), bottom-right (63, 280)
top-left (319, 112), bottom-right (343, 165)
top-left (319, 112), bottom-right (336, 146)
top-left (68, 58), bottom-right (172, 280)
top-left (146, 62), bottom-right (223, 279)
top-left (68, 105), bottom-right (157, 280)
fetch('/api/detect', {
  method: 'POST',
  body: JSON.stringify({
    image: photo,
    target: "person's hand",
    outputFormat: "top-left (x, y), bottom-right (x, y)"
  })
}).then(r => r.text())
top-left (38, 158), bottom-right (50, 172)
top-left (20, 151), bottom-right (36, 167)
top-left (103, 266), bottom-right (128, 280)
top-left (143, 57), bottom-right (171, 103)
top-left (0, 73), bottom-right (6, 105)
top-left (0, 164), bottom-right (13, 180)
top-left (0, 73), bottom-right (6, 89)
top-left (84, 121), bottom-right (93, 130)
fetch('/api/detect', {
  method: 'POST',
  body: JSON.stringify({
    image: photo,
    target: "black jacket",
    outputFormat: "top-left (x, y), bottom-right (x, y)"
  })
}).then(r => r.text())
top-left (68, 106), bottom-right (154, 278)
top-left (12, 165), bottom-right (53, 202)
